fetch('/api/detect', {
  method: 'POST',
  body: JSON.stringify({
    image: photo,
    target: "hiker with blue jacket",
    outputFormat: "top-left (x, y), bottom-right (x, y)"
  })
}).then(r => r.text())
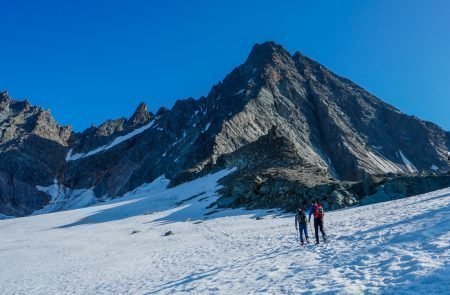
top-left (295, 208), bottom-right (309, 246)
top-left (308, 200), bottom-right (326, 244)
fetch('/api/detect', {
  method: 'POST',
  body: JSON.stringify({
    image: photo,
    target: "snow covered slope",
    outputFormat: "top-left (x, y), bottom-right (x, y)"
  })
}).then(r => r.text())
top-left (0, 169), bottom-right (449, 294)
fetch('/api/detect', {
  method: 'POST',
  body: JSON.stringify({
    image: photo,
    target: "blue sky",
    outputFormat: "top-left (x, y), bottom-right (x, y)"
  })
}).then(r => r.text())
top-left (1, 0), bottom-right (449, 131)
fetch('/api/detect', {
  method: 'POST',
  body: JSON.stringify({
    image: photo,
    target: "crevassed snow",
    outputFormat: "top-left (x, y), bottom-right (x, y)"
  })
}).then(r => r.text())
top-left (36, 178), bottom-right (59, 202)
top-left (1, 170), bottom-right (450, 294)
top-left (34, 181), bottom-right (96, 215)
top-left (399, 150), bottom-right (418, 173)
top-left (367, 151), bottom-right (403, 174)
top-left (66, 120), bottom-right (155, 161)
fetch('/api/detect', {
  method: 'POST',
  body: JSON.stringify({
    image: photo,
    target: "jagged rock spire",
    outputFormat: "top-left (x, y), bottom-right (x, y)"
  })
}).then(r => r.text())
top-left (128, 102), bottom-right (152, 127)
top-left (0, 90), bottom-right (11, 103)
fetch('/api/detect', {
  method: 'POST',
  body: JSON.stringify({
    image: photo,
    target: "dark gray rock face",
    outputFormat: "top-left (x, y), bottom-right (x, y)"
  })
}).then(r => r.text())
top-left (361, 173), bottom-right (450, 205)
top-left (0, 91), bottom-right (70, 216)
top-left (69, 102), bottom-right (154, 155)
top-left (212, 126), bottom-right (361, 211)
top-left (1, 41), bottom-right (450, 216)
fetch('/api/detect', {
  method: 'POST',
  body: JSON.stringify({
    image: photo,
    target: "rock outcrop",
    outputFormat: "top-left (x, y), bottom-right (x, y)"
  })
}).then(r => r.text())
top-left (0, 91), bottom-right (71, 215)
top-left (1, 41), bottom-right (449, 216)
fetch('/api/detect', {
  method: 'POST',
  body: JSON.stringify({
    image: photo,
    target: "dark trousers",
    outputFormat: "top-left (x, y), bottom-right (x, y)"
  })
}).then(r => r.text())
top-left (298, 224), bottom-right (308, 244)
top-left (314, 218), bottom-right (326, 243)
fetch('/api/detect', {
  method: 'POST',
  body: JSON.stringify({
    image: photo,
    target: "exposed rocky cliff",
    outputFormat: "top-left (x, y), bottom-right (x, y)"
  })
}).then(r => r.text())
top-left (0, 91), bottom-right (71, 216)
top-left (1, 42), bottom-right (449, 216)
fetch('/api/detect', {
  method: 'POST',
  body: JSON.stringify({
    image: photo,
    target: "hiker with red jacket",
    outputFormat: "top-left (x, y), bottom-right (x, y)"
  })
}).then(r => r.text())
top-left (308, 200), bottom-right (326, 244)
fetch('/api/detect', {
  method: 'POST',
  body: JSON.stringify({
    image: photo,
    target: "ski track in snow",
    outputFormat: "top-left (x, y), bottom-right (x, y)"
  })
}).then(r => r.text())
top-left (0, 170), bottom-right (449, 294)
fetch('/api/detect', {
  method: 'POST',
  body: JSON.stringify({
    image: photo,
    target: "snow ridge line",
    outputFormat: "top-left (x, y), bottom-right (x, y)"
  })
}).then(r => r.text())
top-left (66, 120), bottom-right (155, 161)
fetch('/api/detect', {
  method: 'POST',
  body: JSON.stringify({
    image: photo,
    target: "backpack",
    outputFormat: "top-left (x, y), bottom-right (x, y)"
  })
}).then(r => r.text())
top-left (297, 212), bottom-right (307, 224)
top-left (314, 205), bottom-right (324, 218)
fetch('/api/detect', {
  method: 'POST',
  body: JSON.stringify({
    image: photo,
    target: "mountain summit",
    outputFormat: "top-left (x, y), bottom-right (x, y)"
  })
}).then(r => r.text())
top-left (1, 42), bottom-right (449, 216)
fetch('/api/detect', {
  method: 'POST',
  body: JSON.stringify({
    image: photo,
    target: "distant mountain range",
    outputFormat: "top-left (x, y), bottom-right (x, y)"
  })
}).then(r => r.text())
top-left (1, 41), bottom-right (450, 217)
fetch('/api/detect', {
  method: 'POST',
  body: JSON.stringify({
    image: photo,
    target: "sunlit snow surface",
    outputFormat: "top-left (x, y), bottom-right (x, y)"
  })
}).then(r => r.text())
top-left (1, 169), bottom-right (449, 294)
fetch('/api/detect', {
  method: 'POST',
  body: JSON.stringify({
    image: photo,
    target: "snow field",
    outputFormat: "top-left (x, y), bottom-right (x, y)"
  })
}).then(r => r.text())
top-left (0, 169), bottom-right (449, 294)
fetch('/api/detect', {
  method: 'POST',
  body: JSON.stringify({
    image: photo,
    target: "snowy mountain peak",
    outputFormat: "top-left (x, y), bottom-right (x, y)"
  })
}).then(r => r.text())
top-left (1, 42), bottom-right (450, 217)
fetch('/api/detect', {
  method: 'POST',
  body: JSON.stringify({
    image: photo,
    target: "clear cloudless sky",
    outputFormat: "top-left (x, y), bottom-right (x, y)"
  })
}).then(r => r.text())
top-left (1, 0), bottom-right (449, 131)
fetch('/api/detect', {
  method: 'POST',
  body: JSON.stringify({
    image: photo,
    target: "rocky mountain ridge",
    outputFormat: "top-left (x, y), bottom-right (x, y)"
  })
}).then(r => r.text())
top-left (1, 41), bottom-right (449, 217)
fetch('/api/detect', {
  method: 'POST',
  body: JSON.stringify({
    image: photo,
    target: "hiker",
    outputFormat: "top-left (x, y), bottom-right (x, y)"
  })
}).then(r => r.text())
top-left (295, 208), bottom-right (309, 246)
top-left (308, 200), bottom-right (326, 244)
